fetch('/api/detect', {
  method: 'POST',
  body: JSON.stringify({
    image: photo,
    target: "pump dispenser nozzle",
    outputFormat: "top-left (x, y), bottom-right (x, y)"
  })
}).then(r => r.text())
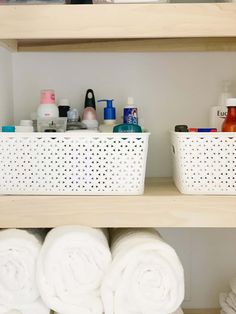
top-left (98, 99), bottom-right (116, 120)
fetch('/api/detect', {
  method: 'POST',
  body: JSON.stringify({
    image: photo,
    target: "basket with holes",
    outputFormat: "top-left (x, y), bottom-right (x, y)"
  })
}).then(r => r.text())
top-left (171, 132), bottom-right (236, 195)
top-left (0, 132), bottom-right (150, 195)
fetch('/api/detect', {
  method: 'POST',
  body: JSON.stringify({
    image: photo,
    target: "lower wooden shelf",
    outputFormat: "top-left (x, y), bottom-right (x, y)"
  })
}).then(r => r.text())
top-left (0, 178), bottom-right (235, 228)
top-left (49, 309), bottom-right (219, 314)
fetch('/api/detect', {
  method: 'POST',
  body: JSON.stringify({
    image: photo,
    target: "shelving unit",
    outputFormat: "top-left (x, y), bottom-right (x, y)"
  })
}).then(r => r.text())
top-left (0, 3), bottom-right (235, 224)
top-left (0, 3), bottom-right (236, 52)
top-left (0, 3), bottom-right (235, 313)
top-left (0, 178), bottom-right (235, 228)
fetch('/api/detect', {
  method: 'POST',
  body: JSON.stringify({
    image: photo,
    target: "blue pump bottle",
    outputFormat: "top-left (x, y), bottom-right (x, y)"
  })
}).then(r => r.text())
top-left (98, 99), bottom-right (117, 132)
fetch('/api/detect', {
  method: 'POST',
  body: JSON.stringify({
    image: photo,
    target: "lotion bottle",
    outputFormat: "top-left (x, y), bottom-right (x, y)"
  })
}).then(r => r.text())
top-left (209, 81), bottom-right (232, 131)
top-left (98, 99), bottom-right (116, 132)
top-left (82, 89), bottom-right (98, 130)
top-left (37, 89), bottom-right (59, 119)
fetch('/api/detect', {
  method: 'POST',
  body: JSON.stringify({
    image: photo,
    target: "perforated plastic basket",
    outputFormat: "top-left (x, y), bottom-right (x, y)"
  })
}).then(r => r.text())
top-left (171, 132), bottom-right (236, 195)
top-left (0, 132), bottom-right (149, 195)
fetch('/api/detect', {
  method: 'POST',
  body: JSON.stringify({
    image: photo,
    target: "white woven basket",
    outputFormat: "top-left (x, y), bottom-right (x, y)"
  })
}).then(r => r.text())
top-left (0, 133), bottom-right (150, 195)
top-left (171, 131), bottom-right (236, 195)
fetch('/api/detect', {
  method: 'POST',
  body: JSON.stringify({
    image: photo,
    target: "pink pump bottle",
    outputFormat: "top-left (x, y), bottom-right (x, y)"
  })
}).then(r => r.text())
top-left (81, 89), bottom-right (98, 130)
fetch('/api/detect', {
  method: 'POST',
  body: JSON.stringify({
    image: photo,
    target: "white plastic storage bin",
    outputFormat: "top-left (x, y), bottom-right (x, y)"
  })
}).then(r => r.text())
top-left (171, 131), bottom-right (236, 195)
top-left (0, 132), bottom-right (149, 195)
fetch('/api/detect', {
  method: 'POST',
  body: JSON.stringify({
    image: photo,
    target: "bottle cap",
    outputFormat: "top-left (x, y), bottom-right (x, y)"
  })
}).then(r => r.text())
top-left (2, 126), bottom-right (15, 132)
top-left (84, 89), bottom-right (96, 109)
top-left (127, 97), bottom-right (134, 106)
top-left (226, 98), bottom-right (236, 107)
top-left (40, 89), bottom-right (55, 104)
top-left (59, 106), bottom-right (70, 118)
top-left (58, 98), bottom-right (70, 106)
top-left (98, 99), bottom-right (116, 120)
top-left (175, 125), bottom-right (188, 132)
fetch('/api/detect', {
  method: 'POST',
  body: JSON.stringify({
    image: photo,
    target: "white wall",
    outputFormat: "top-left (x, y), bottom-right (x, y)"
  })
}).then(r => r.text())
top-left (161, 228), bottom-right (236, 308)
top-left (11, 51), bottom-right (236, 309)
top-left (0, 47), bottom-right (13, 125)
top-left (12, 52), bottom-right (236, 177)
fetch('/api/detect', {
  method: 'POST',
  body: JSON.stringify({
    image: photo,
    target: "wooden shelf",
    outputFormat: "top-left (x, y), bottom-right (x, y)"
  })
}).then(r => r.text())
top-left (49, 310), bottom-right (219, 314)
top-left (0, 178), bottom-right (235, 228)
top-left (0, 3), bottom-right (236, 52)
top-left (49, 309), bottom-right (219, 314)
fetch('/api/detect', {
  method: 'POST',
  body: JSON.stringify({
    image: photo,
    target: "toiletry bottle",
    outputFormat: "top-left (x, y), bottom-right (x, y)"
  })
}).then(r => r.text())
top-left (82, 89), bottom-right (98, 130)
top-left (222, 98), bottom-right (236, 132)
top-left (37, 89), bottom-right (59, 119)
top-left (209, 80), bottom-right (232, 131)
top-left (113, 124), bottom-right (142, 133)
top-left (98, 99), bottom-right (116, 132)
top-left (58, 98), bottom-right (71, 118)
top-left (67, 108), bottom-right (87, 131)
top-left (124, 97), bottom-right (138, 125)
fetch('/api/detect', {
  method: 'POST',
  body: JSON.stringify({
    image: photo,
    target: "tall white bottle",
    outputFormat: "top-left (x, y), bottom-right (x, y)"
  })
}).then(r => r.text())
top-left (209, 81), bottom-right (232, 131)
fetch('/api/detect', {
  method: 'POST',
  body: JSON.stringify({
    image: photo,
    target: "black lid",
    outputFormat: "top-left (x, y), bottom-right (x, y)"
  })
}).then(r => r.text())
top-left (58, 105), bottom-right (70, 118)
top-left (84, 89), bottom-right (96, 109)
top-left (175, 125), bottom-right (188, 132)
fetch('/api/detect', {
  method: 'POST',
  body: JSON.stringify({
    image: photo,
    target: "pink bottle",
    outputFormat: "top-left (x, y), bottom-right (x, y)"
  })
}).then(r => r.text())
top-left (37, 90), bottom-right (59, 118)
top-left (82, 89), bottom-right (98, 130)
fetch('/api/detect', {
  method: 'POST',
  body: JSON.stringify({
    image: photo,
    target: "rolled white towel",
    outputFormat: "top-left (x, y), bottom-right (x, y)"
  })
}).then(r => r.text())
top-left (37, 226), bottom-right (111, 314)
top-left (0, 229), bottom-right (49, 314)
top-left (220, 292), bottom-right (236, 314)
top-left (220, 293), bottom-right (236, 314)
top-left (101, 228), bottom-right (185, 314)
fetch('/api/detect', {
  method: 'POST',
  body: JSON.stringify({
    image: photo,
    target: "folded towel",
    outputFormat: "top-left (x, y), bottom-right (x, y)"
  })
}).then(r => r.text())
top-left (101, 228), bottom-right (185, 314)
top-left (37, 226), bottom-right (112, 314)
top-left (0, 229), bottom-right (49, 314)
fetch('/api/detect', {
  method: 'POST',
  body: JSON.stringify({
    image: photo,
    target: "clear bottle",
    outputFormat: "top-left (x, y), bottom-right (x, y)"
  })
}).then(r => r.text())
top-left (67, 108), bottom-right (87, 131)
top-left (209, 81), bottom-right (232, 131)
top-left (222, 98), bottom-right (236, 132)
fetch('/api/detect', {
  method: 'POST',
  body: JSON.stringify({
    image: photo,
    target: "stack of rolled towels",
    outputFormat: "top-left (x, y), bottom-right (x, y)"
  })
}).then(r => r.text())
top-left (220, 278), bottom-right (236, 314)
top-left (0, 227), bottom-right (185, 314)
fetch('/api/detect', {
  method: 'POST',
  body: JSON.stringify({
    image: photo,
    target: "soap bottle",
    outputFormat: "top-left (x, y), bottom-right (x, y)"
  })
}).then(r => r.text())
top-left (98, 99), bottom-right (116, 132)
top-left (82, 89), bottom-right (98, 130)
top-left (209, 81), bottom-right (232, 131)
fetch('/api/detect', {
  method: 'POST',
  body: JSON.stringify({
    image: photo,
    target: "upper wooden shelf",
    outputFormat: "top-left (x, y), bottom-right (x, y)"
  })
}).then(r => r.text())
top-left (1, 3), bottom-right (236, 52)
top-left (0, 178), bottom-right (236, 228)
